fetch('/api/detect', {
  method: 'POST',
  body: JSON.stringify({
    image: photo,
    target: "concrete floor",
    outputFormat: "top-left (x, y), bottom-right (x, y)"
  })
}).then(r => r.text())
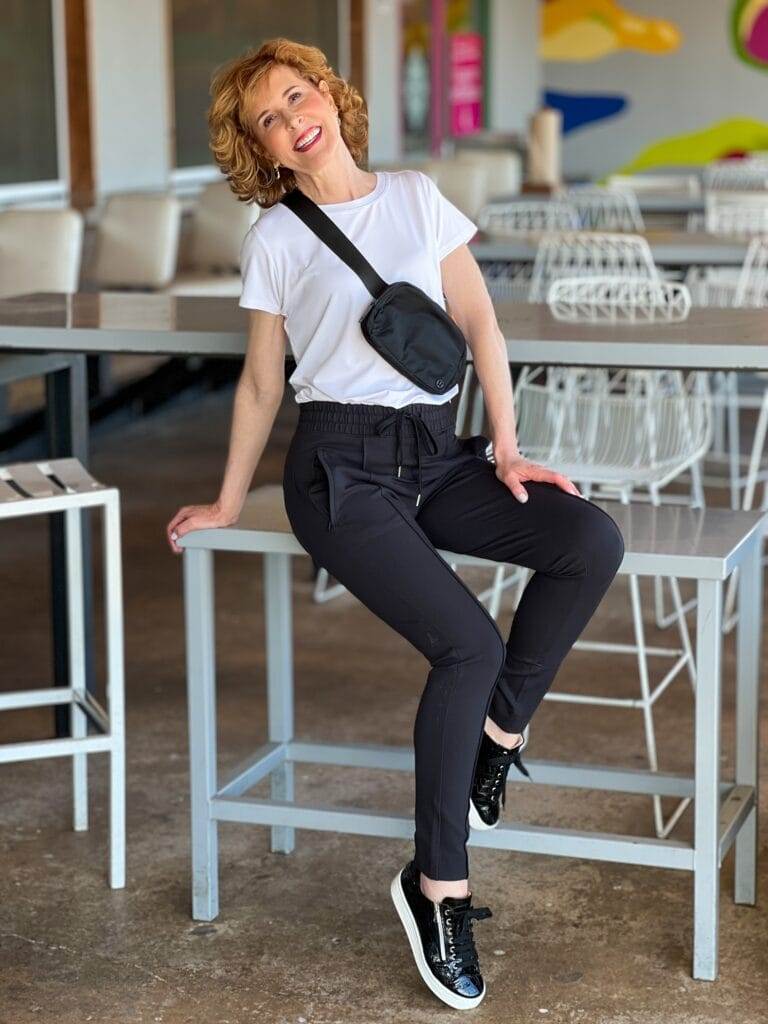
top-left (2, 385), bottom-right (767, 1023)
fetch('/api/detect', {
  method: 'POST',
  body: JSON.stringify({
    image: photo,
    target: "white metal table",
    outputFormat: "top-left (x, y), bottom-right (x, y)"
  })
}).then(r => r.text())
top-left (180, 486), bottom-right (765, 982)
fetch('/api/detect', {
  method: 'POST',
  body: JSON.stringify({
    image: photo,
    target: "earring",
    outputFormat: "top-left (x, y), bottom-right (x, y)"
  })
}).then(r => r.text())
top-left (273, 164), bottom-right (281, 180)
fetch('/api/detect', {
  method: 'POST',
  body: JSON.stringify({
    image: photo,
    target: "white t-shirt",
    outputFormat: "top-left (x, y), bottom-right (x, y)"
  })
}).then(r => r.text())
top-left (238, 169), bottom-right (478, 407)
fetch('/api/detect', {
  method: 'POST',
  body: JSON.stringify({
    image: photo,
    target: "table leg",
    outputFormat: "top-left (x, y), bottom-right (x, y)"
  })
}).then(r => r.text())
top-left (734, 538), bottom-right (762, 905)
top-left (46, 357), bottom-right (93, 737)
top-left (184, 548), bottom-right (219, 921)
top-left (264, 552), bottom-right (295, 854)
top-left (693, 578), bottom-right (723, 981)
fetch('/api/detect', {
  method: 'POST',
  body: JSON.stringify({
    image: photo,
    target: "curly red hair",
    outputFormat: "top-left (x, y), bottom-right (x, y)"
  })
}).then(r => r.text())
top-left (207, 37), bottom-right (368, 209)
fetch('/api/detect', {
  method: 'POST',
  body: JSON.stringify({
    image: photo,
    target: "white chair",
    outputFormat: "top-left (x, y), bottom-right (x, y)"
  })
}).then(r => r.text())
top-left (477, 199), bottom-right (579, 234)
top-left (514, 367), bottom-right (712, 837)
top-left (529, 231), bottom-right (660, 301)
top-left (703, 159), bottom-right (768, 191)
top-left (89, 193), bottom-right (182, 290)
top-left (419, 158), bottom-right (488, 220)
top-left (687, 236), bottom-right (768, 631)
top-left (457, 293), bottom-right (702, 638)
top-left (704, 191), bottom-right (768, 236)
top-left (477, 203), bottom-right (582, 303)
top-left (607, 173), bottom-right (702, 231)
top-left (547, 276), bottom-right (692, 323)
top-left (0, 208), bottom-right (84, 298)
top-left (686, 237), bottom-right (768, 516)
top-left (454, 148), bottom-right (523, 199)
top-left (607, 173), bottom-right (701, 197)
top-left (0, 457), bottom-right (125, 887)
top-left (559, 185), bottom-right (645, 231)
top-left (166, 181), bottom-right (260, 296)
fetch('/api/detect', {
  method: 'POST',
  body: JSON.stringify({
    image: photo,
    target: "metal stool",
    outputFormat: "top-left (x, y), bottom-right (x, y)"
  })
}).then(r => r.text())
top-left (0, 457), bottom-right (125, 888)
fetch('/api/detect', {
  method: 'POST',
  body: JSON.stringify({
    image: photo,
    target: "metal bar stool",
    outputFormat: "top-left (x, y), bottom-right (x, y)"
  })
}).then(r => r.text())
top-left (0, 456), bottom-right (125, 888)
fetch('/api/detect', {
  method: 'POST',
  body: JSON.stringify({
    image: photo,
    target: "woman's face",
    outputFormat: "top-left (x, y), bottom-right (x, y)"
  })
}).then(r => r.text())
top-left (249, 64), bottom-right (339, 173)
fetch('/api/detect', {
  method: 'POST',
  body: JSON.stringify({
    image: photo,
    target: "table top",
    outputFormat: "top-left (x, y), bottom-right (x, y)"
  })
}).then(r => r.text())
top-left (2, 292), bottom-right (768, 372)
top-left (0, 292), bottom-right (248, 356)
top-left (489, 192), bottom-right (705, 214)
top-left (471, 229), bottom-right (749, 266)
top-left (493, 301), bottom-right (768, 370)
top-left (183, 483), bottom-right (767, 580)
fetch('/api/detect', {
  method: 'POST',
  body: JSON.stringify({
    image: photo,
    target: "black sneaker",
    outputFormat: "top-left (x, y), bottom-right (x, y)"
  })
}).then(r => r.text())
top-left (468, 729), bottom-right (530, 831)
top-left (390, 859), bottom-right (492, 1009)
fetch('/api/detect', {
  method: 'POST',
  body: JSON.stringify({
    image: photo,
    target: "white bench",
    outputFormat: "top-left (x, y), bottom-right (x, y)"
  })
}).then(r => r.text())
top-left (179, 484), bottom-right (765, 981)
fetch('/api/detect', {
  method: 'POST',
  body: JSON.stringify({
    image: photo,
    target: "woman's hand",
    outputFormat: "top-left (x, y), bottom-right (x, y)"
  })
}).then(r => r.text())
top-left (494, 450), bottom-right (581, 504)
top-left (166, 500), bottom-right (239, 555)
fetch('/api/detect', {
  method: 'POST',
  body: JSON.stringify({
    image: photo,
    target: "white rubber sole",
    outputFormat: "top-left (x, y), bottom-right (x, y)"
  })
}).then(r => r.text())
top-left (390, 868), bottom-right (486, 1010)
top-left (468, 798), bottom-right (499, 831)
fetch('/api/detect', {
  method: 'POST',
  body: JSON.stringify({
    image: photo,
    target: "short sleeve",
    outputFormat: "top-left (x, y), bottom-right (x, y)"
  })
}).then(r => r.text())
top-left (418, 171), bottom-right (479, 260)
top-left (238, 227), bottom-right (284, 314)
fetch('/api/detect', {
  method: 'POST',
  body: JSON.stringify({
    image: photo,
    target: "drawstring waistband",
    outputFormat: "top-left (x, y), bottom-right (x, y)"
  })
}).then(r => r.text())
top-left (296, 400), bottom-right (454, 509)
top-left (374, 407), bottom-right (439, 508)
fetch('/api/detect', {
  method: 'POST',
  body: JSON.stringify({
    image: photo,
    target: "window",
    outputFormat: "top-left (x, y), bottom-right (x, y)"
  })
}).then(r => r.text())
top-left (171, 0), bottom-right (342, 170)
top-left (0, 0), bottom-right (59, 186)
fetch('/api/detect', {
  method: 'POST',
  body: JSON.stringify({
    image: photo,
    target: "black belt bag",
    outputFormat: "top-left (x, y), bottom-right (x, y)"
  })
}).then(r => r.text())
top-left (280, 187), bottom-right (468, 395)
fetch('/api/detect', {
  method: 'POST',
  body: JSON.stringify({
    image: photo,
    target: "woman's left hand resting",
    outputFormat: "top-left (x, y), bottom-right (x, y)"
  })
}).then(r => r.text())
top-left (493, 449), bottom-right (582, 504)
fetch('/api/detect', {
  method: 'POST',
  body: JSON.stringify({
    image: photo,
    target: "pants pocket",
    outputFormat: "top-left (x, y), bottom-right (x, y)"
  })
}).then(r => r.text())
top-left (301, 443), bottom-right (370, 533)
top-left (460, 433), bottom-right (494, 462)
top-left (299, 446), bottom-right (336, 530)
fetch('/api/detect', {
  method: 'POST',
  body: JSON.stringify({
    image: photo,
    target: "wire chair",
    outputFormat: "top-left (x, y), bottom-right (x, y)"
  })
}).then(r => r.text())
top-left (704, 191), bottom-right (768, 236)
top-left (514, 367), bottom-right (712, 838)
top-left (476, 199), bottom-right (580, 234)
top-left (703, 159), bottom-right (768, 191)
top-left (477, 201), bottom-right (580, 303)
top-left (607, 173), bottom-right (701, 197)
top-left (546, 276), bottom-right (692, 323)
top-left (686, 237), bottom-right (768, 631)
top-left (559, 185), bottom-right (645, 231)
top-left (528, 231), bottom-right (660, 302)
top-left (686, 234), bottom-right (768, 510)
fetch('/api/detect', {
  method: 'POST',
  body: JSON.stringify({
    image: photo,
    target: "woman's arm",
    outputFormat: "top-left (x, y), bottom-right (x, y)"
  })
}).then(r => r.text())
top-left (166, 308), bottom-right (287, 552)
top-left (217, 308), bottom-right (287, 515)
top-left (440, 244), bottom-right (580, 503)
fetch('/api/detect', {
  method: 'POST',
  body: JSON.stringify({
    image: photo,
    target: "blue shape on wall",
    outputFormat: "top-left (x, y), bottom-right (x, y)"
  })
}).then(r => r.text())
top-left (544, 90), bottom-right (628, 134)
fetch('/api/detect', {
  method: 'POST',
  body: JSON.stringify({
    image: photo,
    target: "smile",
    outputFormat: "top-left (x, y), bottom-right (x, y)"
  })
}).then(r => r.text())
top-left (294, 125), bottom-right (322, 151)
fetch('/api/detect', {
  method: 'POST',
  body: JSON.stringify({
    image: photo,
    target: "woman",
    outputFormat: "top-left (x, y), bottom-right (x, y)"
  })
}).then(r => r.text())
top-left (166, 37), bottom-right (624, 1011)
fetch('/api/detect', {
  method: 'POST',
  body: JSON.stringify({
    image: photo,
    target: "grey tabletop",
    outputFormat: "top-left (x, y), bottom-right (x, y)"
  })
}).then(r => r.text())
top-left (489, 192), bottom-right (705, 215)
top-left (1, 291), bottom-right (768, 371)
top-left (470, 229), bottom-right (749, 266)
top-left (186, 482), bottom-right (766, 579)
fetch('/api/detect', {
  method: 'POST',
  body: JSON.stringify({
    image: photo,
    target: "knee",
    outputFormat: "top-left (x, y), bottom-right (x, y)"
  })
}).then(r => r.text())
top-left (468, 621), bottom-right (506, 682)
top-left (578, 502), bottom-right (625, 581)
top-left (450, 617), bottom-right (505, 682)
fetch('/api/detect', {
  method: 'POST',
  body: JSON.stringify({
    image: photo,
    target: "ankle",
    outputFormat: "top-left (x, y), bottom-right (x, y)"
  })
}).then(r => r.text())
top-left (484, 716), bottom-right (523, 750)
top-left (420, 872), bottom-right (470, 903)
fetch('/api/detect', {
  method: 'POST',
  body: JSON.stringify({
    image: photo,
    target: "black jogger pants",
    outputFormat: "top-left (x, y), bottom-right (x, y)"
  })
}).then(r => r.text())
top-left (282, 399), bottom-right (625, 880)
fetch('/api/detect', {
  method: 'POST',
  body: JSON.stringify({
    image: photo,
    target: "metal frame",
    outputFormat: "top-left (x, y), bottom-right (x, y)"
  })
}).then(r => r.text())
top-left (180, 499), bottom-right (764, 982)
top-left (0, 459), bottom-right (125, 889)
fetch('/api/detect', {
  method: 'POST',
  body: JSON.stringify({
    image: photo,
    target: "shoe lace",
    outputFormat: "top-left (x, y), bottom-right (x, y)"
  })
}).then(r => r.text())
top-left (443, 903), bottom-right (493, 974)
top-left (477, 744), bottom-right (530, 800)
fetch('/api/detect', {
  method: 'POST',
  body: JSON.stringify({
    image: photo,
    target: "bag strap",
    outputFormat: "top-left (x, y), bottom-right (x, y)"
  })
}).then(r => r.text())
top-left (280, 188), bottom-right (388, 300)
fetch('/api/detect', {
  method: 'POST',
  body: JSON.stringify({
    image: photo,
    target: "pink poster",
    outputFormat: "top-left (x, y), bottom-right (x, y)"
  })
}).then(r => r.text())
top-left (449, 32), bottom-right (483, 136)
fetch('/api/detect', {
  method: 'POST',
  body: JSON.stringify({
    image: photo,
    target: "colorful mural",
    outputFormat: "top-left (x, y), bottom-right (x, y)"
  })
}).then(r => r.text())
top-left (732, 0), bottom-right (768, 70)
top-left (543, 89), bottom-right (626, 134)
top-left (540, 0), bottom-right (681, 62)
top-left (611, 117), bottom-right (768, 176)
